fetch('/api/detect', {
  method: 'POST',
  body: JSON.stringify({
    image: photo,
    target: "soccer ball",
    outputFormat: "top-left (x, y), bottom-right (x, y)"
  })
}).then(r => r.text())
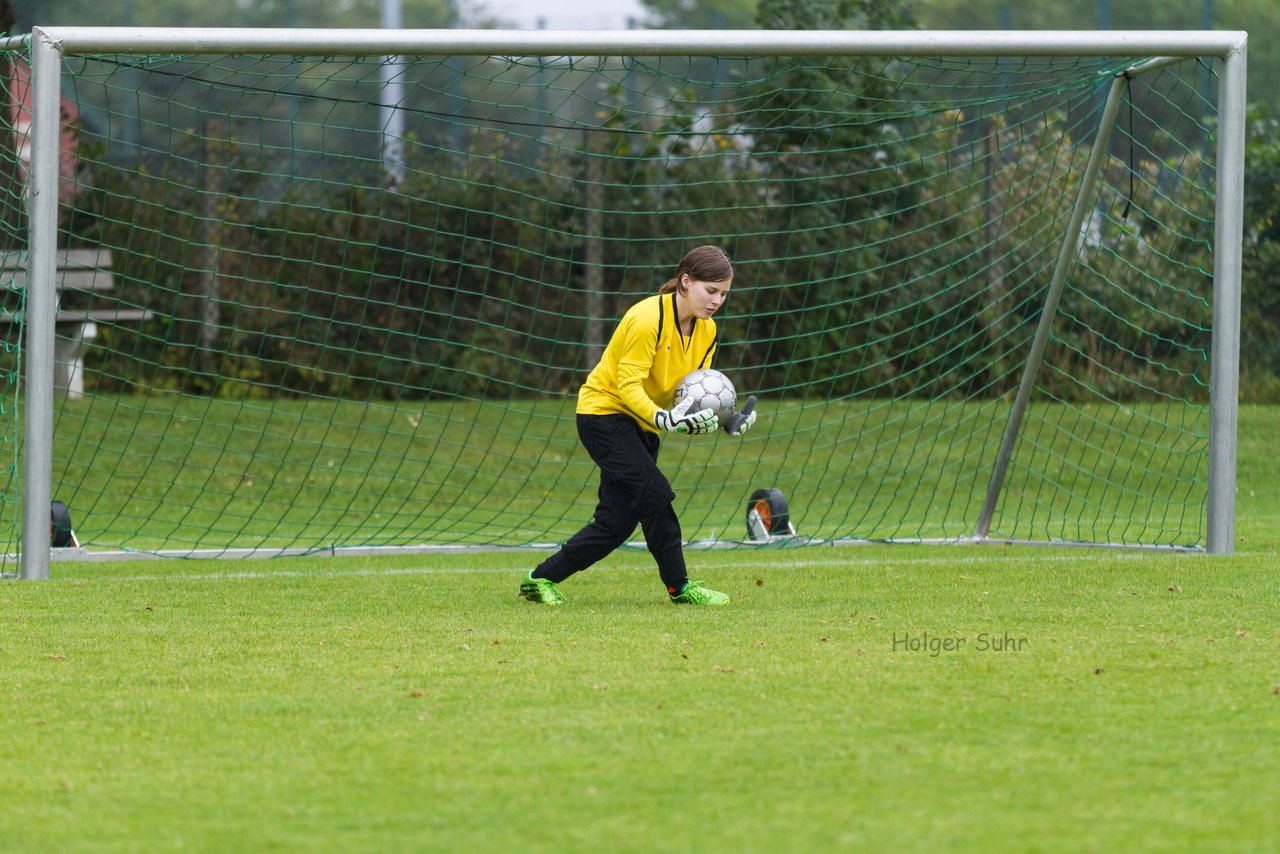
top-left (674, 368), bottom-right (737, 422)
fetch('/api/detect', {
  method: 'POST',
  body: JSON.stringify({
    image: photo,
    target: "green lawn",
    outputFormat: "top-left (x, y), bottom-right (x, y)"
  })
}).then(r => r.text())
top-left (1, 405), bottom-right (1277, 851)
top-left (2, 547), bottom-right (1277, 851)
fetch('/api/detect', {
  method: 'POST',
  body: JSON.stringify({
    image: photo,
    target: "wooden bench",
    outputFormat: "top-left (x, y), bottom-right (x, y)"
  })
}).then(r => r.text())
top-left (1, 248), bottom-right (153, 398)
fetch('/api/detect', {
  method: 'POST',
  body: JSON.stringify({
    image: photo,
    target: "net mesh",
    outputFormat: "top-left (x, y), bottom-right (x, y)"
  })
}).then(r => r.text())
top-left (0, 41), bottom-right (1219, 557)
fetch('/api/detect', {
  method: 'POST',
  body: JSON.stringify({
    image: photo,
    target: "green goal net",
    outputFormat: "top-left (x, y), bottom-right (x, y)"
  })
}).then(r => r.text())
top-left (0, 31), bottom-right (1241, 563)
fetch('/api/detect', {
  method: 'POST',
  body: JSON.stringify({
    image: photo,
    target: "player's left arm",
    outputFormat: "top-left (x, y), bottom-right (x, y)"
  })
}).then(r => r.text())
top-left (705, 325), bottom-right (757, 437)
top-left (724, 394), bottom-right (757, 436)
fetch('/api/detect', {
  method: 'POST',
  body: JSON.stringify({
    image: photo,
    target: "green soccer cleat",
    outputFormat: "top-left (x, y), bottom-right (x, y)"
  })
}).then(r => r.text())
top-left (669, 580), bottom-right (730, 606)
top-left (520, 572), bottom-right (566, 605)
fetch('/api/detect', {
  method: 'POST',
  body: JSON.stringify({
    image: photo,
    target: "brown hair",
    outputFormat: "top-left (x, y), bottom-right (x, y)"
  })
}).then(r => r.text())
top-left (659, 245), bottom-right (733, 294)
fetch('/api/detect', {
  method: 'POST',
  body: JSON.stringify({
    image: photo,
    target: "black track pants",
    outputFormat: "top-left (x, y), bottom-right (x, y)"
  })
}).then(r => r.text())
top-left (533, 414), bottom-right (687, 592)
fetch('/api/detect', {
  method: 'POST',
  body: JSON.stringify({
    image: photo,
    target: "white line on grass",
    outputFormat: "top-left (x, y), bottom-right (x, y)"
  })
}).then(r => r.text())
top-left (44, 548), bottom-right (1212, 585)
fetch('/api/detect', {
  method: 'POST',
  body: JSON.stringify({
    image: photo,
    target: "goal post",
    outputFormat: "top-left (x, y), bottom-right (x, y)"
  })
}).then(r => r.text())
top-left (3, 28), bottom-right (1247, 579)
top-left (1207, 40), bottom-right (1248, 562)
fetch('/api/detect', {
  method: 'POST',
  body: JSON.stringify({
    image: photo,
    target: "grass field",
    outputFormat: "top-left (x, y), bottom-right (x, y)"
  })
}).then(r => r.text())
top-left (2, 408), bottom-right (1278, 851)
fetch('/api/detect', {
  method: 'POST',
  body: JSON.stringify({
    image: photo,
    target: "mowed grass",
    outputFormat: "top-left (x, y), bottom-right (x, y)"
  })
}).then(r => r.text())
top-left (2, 546), bottom-right (1278, 852)
top-left (1, 405), bottom-right (1277, 851)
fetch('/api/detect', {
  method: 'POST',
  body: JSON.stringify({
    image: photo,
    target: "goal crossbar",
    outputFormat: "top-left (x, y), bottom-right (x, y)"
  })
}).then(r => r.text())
top-left (15, 27), bottom-right (1249, 58)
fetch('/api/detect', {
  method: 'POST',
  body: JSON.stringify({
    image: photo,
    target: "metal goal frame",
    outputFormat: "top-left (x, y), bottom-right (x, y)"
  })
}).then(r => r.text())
top-left (11, 27), bottom-right (1247, 578)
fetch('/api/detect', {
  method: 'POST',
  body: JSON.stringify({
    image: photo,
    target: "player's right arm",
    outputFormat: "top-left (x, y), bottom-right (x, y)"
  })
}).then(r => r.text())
top-left (613, 312), bottom-right (717, 434)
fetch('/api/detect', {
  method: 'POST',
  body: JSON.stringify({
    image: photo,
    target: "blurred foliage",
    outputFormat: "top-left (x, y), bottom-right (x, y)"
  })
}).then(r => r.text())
top-left (75, 95), bottom-right (1219, 403)
top-left (641, 0), bottom-right (758, 29)
top-left (638, 0), bottom-right (1279, 120)
top-left (1241, 106), bottom-right (1280, 396)
top-left (2, 0), bottom-right (1268, 401)
top-left (10, 0), bottom-right (457, 29)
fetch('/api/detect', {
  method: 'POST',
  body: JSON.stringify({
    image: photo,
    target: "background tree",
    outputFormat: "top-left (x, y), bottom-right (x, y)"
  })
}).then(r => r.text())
top-left (732, 0), bottom-right (921, 395)
top-left (640, 0), bottom-right (758, 29)
top-left (913, 0), bottom-right (1280, 395)
top-left (1240, 107), bottom-right (1280, 396)
top-left (917, 0), bottom-right (1280, 116)
top-left (9, 0), bottom-right (457, 30)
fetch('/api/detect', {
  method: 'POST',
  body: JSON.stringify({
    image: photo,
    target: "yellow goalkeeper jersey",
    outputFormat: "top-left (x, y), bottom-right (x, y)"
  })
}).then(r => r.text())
top-left (577, 292), bottom-right (718, 434)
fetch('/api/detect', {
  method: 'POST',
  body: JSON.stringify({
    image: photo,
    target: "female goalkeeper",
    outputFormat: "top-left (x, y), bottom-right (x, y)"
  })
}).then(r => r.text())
top-left (520, 245), bottom-right (757, 606)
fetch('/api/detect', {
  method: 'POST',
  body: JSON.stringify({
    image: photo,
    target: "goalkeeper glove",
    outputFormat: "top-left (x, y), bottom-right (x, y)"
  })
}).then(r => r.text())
top-left (723, 395), bottom-right (758, 437)
top-left (654, 395), bottom-right (718, 435)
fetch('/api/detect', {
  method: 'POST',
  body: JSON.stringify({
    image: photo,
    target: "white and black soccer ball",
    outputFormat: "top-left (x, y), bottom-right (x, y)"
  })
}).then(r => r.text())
top-left (674, 368), bottom-right (737, 422)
